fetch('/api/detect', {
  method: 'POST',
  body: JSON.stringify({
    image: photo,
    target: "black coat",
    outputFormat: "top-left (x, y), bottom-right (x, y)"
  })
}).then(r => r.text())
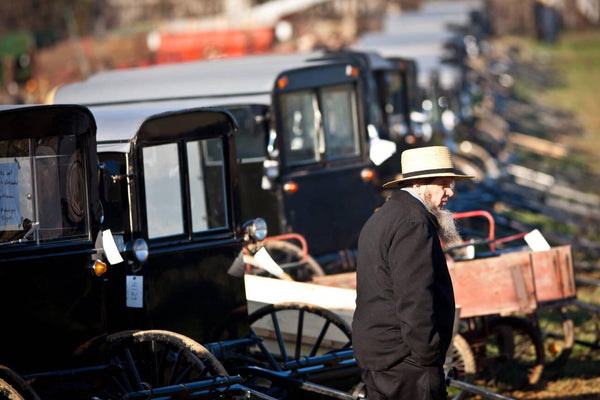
top-left (352, 189), bottom-right (455, 370)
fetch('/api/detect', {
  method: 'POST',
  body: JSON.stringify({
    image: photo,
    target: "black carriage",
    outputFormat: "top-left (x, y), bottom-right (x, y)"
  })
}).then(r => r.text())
top-left (51, 53), bottom-right (381, 274)
top-left (0, 104), bottom-right (361, 400)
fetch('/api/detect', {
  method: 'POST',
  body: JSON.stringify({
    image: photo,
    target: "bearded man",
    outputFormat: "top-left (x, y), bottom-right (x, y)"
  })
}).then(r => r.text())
top-left (352, 145), bottom-right (473, 400)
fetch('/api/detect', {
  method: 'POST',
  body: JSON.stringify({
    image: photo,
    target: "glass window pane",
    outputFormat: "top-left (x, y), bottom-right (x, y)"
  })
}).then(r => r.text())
top-left (386, 71), bottom-right (408, 139)
top-left (143, 143), bottom-right (183, 238)
top-left (188, 139), bottom-right (227, 231)
top-left (0, 134), bottom-right (88, 244)
top-left (280, 91), bottom-right (319, 166)
top-left (227, 106), bottom-right (266, 161)
top-left (321, 85), bottom-right (360, 159)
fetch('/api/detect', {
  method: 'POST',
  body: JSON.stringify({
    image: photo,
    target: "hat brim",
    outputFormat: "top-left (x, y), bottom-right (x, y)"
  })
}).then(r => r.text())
top-left (382, 171), bottom-right (474, 188)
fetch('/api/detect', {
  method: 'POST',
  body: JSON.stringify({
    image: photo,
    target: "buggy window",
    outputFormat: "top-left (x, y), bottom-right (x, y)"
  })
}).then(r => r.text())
top-left (143, 138), bottom-right (228, 239)
top-left (227, 106), bottom-right (266, 162)
top-left (188, 138), bottom-right (227, 231)
top-left (143, 143), bottom-right (184, 238)
top-left (386, 70), bottom-right (408, 139)
top-left (321, 84), bottom-right (360, 159)
top-left (0, 134), bottom-right (88, 244)
top-left (280, 90), bottom-right (319, 166)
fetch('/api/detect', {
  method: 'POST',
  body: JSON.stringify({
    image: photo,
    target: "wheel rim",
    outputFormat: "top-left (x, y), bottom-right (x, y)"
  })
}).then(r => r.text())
top-left (480, 317), bottom-right (545, 390)
top-left (94, 330), bottom-right (228, 398)
top-left (536, 306), bottom-right (574, 371)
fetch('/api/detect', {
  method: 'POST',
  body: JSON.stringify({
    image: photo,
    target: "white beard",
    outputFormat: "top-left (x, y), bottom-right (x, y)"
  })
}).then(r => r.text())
top-left (423, 195), bottom-right (462, 247)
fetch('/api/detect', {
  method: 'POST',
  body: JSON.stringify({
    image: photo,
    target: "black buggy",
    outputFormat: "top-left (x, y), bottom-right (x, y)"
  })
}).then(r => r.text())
top-left (0, 104), bottom-right (361, 400)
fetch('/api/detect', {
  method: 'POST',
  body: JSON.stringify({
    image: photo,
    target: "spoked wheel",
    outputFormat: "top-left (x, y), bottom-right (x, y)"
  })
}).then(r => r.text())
top-left (69, 330), bottom-right (230, 399)
top-left (479, 316), bottom-right (545, 390)
top-left (247, 302), bottom-right (358, 392)
top-left (106, 330), bottom-right (228, 393)
top-left (248, 302), bottom-right (352, 366)
top-left (261, 240), bottom-right (325, 281)
top-left (445, 334), bottom-right (477, 400)
top-left (535, 306), bottom-right (574, 373)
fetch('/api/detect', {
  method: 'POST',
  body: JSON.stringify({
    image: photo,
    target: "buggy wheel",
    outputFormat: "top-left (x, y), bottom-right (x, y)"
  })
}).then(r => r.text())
top-left (536, 306), bottom-right (574, 373)
top-left (445, 334), bottom-right (476, 400)
top-left (262, 240), bottom-right (325, 281)
top-left (0, 366), bottom-right (40, 400)
top-left (479, 316), bottom-right (545, 390)
top-left (72, 330), bottom-right (229, 399)
top-left (248, 302), bottom-right (352, 365)
top-left (247, 302), bottom-right (357, 392)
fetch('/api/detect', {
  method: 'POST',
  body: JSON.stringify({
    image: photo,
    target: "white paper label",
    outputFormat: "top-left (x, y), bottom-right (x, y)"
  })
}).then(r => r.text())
top-left (524, 229), bottom-right (551, 252)
top-left (102, 229), bottom-right (124, 265)
top-left (254, 247), bottom-right (286, 278)
top-left (126, 275), bottom-right (143, 308)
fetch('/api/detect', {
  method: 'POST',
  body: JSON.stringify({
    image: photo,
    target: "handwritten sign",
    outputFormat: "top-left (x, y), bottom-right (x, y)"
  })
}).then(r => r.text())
top-left (0, 162), bottom-right (20, 227)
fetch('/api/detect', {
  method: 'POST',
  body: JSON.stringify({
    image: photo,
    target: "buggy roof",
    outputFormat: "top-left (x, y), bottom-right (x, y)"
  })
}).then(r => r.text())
top-left (53, 51), bottom-right (333, 107)
top-left (91, 106), bottom-right (236, 154)
top-left (0, 104), bottom-right (96, 140)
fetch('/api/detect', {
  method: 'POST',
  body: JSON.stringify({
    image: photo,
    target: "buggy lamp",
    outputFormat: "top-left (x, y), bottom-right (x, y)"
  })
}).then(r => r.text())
top-left (244, 218), bottom-right (268, 241)
top-left (277, 75), bottom-right (289, 89)
top-left (345, 65), bottom-right (359, 77)
top-left (283, 181), bottom-right (298, 194)
top-left (360, 168), bottom-right (375, 182)
top-left (126, 238), bottom-right (149, 263)
top-left (90, 260), bottom-right (108, 276)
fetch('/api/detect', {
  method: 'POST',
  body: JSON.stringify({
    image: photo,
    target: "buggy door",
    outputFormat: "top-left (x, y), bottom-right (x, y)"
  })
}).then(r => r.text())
top-left (0, 105), bottom-right (102, 373)
top-left (118, 108), bottom-right (249, 343)
top-left (272, 64), bottom-right (379, 259)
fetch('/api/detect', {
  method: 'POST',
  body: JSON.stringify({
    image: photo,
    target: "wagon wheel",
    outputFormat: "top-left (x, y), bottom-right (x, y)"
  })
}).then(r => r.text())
top-left (445, 334), bottom-right (477, 400)
top-left (535, 306), bottom-right (574, 373)
top-left (247, 302), bottom-right (357, 393)
top-left (247, 302), bottom-right (352, 367)
top-left (478, 316), bottom-right (545, 390)
top-left (69, 330), bottom-right (229, 399)
top-left (0, 366), bottom-right (40, 400)
top-left (261, 240), bottom-right (325, 281)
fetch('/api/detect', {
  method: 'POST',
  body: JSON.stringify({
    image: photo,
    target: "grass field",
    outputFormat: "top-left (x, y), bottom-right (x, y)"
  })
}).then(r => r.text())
top-left (470, 29), bottom-right (600, 400)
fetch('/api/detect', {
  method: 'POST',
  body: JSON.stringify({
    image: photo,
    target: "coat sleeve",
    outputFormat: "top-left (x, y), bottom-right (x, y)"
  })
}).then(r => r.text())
top-left (390, 220), bottom-right (443, 366)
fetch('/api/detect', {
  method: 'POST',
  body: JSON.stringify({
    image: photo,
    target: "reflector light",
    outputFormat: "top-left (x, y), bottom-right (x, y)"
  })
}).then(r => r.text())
top-left (90, 260), bottom-right (108, 276)
top-left (277, 76), bottom-right (289, 89)
top-left (361, 168), bottom-right (375, 181)
top-left (283, 181), bottom-right (299, 193)
top-left (345, 65), bottom-right (359, 77)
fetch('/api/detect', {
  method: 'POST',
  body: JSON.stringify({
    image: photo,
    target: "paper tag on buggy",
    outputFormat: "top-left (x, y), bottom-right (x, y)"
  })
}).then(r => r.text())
top-left (126, 275), bottom-right (144, 308)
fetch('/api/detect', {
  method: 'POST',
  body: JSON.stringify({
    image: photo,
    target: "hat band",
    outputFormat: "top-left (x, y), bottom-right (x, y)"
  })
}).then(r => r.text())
top-left (402, 167), bottom-right (456, 178)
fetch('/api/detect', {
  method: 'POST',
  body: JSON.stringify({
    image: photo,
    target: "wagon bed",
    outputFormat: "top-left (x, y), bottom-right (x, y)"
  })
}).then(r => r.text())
top-left (247, 245), bottom-right (576, 321)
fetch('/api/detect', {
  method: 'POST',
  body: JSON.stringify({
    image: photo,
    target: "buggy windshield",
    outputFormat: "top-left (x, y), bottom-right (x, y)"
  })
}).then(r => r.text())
top-left (0, 134), bottom-right (88, 244)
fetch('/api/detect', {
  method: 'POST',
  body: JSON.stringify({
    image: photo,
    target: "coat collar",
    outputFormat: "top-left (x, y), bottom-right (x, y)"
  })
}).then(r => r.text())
top-left (389, 189), bottom-right (440, 230)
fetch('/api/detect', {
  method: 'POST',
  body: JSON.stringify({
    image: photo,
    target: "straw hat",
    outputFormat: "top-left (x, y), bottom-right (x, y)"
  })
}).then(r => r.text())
top-left (382, 145), bottom-right (474, 188)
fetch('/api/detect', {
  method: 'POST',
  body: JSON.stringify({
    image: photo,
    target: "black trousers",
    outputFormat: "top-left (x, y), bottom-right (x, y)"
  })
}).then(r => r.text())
top-left (360, 357), bottom-right (447, 400)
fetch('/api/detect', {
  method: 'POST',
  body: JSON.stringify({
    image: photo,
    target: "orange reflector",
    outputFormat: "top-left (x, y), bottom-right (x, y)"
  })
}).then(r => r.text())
top-left (361, 168), bottom-right (375, 181)
top-left (283, 181), bottom-right (299, 193)
top-left (345, 65), bottom-right (359, 78)
top-left (405, 135), bottom-right (417, 145)
top-left (90, 260), bottom-right (108, 276)
top-left (277, 75), bottom-right (289, 89)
